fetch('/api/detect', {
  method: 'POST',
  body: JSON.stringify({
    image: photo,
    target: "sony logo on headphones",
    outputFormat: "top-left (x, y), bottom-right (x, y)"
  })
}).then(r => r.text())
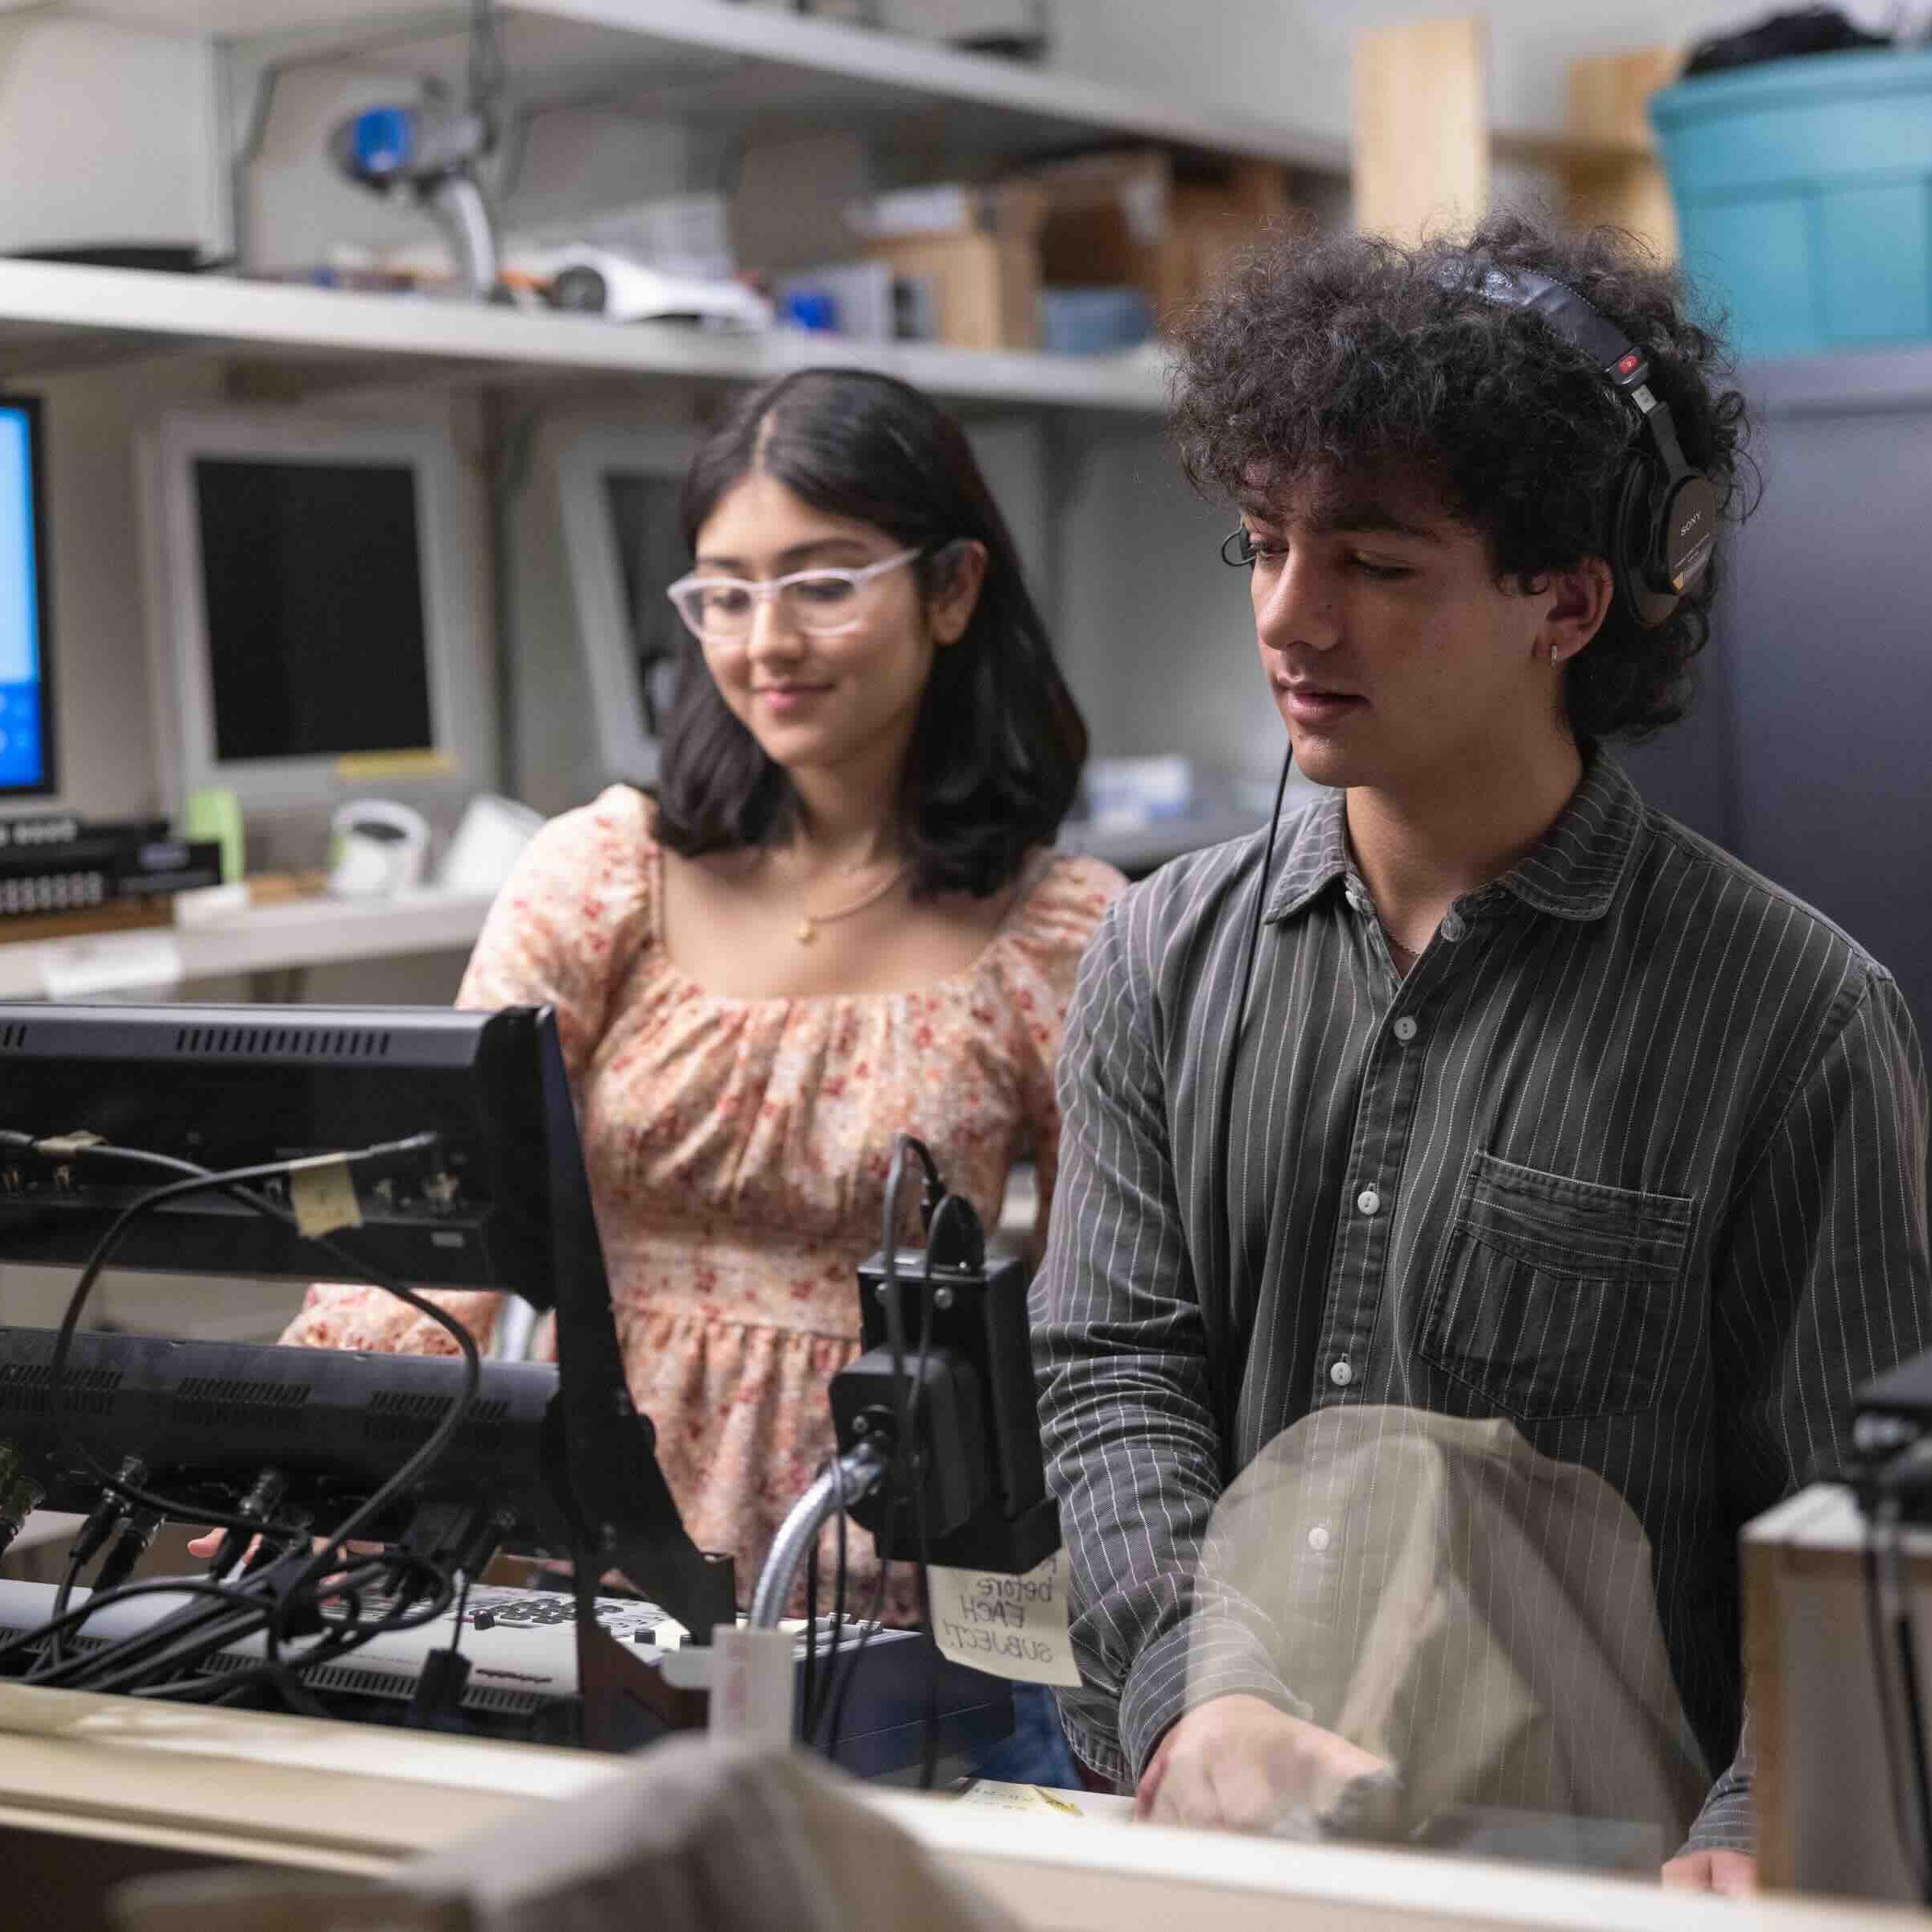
top-left (1675, 508), bottom-right (1707, 542)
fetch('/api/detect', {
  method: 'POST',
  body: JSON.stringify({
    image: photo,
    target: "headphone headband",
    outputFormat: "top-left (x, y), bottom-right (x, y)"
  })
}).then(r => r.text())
top-left (1456, 266), bottom-right (1647, 384)
top-left (1441, 257), bottom-right (1720, 628)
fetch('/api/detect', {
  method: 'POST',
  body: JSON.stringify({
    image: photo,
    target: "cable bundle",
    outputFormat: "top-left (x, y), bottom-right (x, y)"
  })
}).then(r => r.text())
top-left (0, 1128), bottom-right (488, 1714)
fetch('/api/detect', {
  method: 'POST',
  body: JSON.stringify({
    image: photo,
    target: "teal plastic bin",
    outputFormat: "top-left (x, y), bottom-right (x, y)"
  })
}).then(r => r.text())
top-left (1650, 47), bottom-right (1932, 360)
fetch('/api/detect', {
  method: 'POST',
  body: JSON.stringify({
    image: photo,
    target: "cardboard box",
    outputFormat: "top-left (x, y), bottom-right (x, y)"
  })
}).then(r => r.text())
top-left (863, 231), bottom-right (1036, 352)
top-left (851, 155), bottom-right (1291, 352)
top-left (1018, 149), bottom-right (1291, 328)
top-left (859, 182), bottom-right (1045, 352)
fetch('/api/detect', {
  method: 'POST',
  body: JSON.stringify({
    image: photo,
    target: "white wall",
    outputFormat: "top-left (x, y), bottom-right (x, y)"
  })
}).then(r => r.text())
top-left (1043, 0), bottom-right (1901, 142)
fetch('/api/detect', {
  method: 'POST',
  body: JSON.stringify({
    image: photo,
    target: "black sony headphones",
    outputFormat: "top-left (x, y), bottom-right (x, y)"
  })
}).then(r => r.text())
top-left (1448, 263), bottom-right (1721, 630)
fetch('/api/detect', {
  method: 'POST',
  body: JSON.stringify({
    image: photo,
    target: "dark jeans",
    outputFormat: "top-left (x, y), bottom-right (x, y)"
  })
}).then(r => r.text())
top-left (967, 1683), bottom-right (1084, 1790)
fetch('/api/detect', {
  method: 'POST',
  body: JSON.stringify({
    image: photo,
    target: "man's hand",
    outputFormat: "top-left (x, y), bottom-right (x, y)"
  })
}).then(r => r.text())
top-left (1662, 1850), bottom-right (1757, 1894)
top-left (1136, 1694), bottom-right (1390, 1833)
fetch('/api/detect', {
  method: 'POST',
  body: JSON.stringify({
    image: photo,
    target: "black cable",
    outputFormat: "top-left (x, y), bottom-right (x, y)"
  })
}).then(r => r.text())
top-left (822, 1486), bottom-right (895, 1765)
top-left (87, 1503), bottom-right (164, 1600)
top-left (917, 1550), bottom-right (941, 1792)
top-left (9, 1574), bottom-right (295, 1679)
top-left (208, 1469), bottom-right (289, 1583)
top-left (39, 1542), bottom-right (92, 1674)
top-left (0, 1131), bottom-right (205, 1186)
top-left (451, 1567), bottom-right (476, 1654)
top-left (814, 1456), bottom-right (851, 1743)
top-left (13, 1129), bottom-right (479, 1705)
top-left (872, 1139), bottom-right (945, 1535)
top-left (800, 1499), bottom-right (815, 1746)
top-left (39, 1133), bottom-right (451, 1537)
top-left (1862, 1451), bottom-right (1932, 1905)
top-left (57, 1142), bottom-right (474, 1571)
top-left (12, 1540), bottom-right (447, 1708)
top-left (809, 1133), bottom-right (927, 1761)
top-left (150, 1567), bottom-right (462, 1709)
top-left (911, 1194), bottom-right (958, 1791)
top-left (818, 1141), bottom-right (953, 1765)
top-left (34, 1544), bottom-right (397, 1695)
top-left (1889, 1500), bottom-right (1932, 1903)
top-left (876, 1138), bottom-right (923, 1452)
top-left (112, 1552), bottom-right (453, 1704)
top-left (1866, 1514), bottom-right (1925, 1894)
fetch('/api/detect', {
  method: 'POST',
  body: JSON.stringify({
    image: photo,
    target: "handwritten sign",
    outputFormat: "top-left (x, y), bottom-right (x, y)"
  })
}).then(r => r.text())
top-left (926, 1551), bottom-right (1081, 1688)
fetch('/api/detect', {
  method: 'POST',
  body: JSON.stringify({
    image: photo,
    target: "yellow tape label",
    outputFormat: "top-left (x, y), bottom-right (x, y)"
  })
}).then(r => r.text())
top-left (334, 749), bottom-right (455, 783)
top-left (290, 1156), bottom-right (363, 1238)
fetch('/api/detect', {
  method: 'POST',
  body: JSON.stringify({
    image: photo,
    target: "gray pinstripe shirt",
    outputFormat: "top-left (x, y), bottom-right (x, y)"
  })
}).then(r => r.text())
top-left (1034, 753), bottom-right (1930, 1851)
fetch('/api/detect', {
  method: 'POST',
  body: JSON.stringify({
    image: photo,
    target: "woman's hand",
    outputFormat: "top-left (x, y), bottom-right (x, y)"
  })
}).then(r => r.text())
top-left (184, 1527), bottom-right (381, 1570)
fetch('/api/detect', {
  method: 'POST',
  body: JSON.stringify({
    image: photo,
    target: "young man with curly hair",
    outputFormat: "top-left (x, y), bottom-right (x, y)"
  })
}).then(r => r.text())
top-left (1034, 216), bottom-right (1930, 1890)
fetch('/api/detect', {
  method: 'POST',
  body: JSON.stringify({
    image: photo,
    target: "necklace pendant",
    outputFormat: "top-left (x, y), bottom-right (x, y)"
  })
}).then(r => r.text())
top-left (796, 918), bottom-right (816, 945)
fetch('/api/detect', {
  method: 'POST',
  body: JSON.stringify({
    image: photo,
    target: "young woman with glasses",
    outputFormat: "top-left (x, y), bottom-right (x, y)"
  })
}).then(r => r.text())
top-left (275, 370), bottom-right (1123, 1696)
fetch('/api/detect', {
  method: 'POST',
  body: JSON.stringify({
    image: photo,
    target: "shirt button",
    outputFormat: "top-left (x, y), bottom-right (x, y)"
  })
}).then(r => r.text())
top-left (1329, 1358), bottom-right (1354, 1387)
top-left (1440, 911), bottom-right (1468, 942)
top-left (1393, 1016), bottom-right (1419, 1044)
top-left (1356, 1188), bottom-right (1382, 1216)
top-left (1308, 1525), bottom-right (1333, 1553)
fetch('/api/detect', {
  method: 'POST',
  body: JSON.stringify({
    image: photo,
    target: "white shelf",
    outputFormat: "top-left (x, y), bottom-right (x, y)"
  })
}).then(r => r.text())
top-left (63, 0), bottom-right (1346, 176)
top-left (0, 257), bottom-right (1170, 410)
top-left (0, 888), bottom-right (495, 1002)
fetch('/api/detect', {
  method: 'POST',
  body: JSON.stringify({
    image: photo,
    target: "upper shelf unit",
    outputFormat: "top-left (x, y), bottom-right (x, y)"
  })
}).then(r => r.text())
top-left (0, 254), bottom-right (1171, 410)
top-left (58, 0), bottom-right (1350, 180)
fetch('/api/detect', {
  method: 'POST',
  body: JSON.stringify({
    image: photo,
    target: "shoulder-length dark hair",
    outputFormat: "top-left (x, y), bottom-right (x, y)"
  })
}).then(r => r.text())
top-left (653, 368), bottom-right (1089, 899)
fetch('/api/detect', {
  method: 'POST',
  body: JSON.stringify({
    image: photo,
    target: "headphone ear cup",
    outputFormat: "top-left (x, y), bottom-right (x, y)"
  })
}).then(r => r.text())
top-left (1611, 455), bottom-right (1680, 631)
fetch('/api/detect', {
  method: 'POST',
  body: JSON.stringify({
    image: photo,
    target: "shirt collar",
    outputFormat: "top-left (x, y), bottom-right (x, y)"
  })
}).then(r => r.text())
top-left (1262, 784), bottom-right (1351, 925)
top-left (1493, 751), bottom-right (1645, 922)
top-left (1263, 749), bottom-right (1644, 928)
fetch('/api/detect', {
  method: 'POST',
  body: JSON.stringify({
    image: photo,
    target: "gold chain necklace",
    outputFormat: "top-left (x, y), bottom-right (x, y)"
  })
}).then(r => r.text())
top-left (795, 863), bottom-right (908, 945)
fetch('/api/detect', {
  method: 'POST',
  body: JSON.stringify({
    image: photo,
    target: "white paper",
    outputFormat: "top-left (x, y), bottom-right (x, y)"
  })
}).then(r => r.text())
top-left (925, 1551), bottom-right (1082, 1688)
top-left (953, 1779), bottom-right (1085, 1818)
top-left (707, 1624), bottom-right (795, 1749)
top-left (36, 932), bottom-right (183, 1001)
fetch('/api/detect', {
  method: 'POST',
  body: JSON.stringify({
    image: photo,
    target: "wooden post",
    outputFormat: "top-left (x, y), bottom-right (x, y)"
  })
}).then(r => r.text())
top-left (1564, 47), bottom-right (1683, 261)
top-left (1352, 16), bottom-right (1489, 244)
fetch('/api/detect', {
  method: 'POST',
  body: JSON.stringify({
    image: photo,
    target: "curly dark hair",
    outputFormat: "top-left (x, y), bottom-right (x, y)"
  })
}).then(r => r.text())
top-left (1168, 212), bottom-right (1753, 743)
top-left (655, 368), bottom-right (1088, 898)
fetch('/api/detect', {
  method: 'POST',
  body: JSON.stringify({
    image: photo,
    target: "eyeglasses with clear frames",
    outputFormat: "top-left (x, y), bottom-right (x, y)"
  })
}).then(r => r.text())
top-left (665, 546), bottom-right (926, 643)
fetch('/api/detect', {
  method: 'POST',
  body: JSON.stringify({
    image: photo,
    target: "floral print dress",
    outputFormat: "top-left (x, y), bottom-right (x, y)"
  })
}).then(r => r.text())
top-left (280, 785), bottom-right (1123, 1619)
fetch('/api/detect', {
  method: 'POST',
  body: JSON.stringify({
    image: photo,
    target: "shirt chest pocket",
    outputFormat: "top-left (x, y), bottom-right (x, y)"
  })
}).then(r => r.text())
top-left (1416, 1151), bottom-right (1696, 1423)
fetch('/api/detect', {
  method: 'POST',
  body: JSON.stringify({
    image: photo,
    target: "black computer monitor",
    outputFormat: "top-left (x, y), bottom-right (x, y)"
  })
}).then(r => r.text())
top-left (0, 1003), bottom-right (554, 1295)
top-left (0, 1000), bottom-right (735, 1642)
top-left (0, 397), bottom-right (56, 799)
top-left (139, 410), bottom-right (488, 819)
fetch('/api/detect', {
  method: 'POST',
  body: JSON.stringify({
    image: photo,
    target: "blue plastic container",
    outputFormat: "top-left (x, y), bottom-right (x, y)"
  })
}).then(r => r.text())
top-left (1037, 286), bottom-right (1154, 356)
top-left (1650, 47), bottom-right (1932, 359)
